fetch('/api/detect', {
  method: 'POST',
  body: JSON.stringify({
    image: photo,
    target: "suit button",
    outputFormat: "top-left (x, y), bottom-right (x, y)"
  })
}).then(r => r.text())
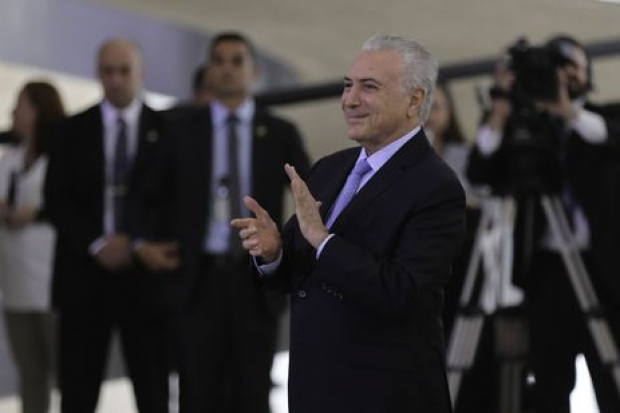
top-left (298, 290), bottom-right (307, 299)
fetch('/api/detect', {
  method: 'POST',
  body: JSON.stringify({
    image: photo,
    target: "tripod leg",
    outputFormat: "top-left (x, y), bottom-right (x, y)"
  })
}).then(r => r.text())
top-left (540, 195), bottom-right (620, 398)
top-left (447, 198), bottom-right (519, 409)
top-left (447, 201), bottom-right (496, 407)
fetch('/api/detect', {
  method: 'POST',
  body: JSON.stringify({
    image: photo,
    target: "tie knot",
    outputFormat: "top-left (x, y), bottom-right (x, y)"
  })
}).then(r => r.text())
top-left (117, 116), bottom-right (127, 128)
top-left (352, 158), bottom-right (371, 178)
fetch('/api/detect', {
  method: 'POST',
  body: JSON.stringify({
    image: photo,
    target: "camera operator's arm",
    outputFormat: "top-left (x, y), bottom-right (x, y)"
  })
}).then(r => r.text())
top-left (467, 98), bottom-right (512, 188)
top-left (476, 97), bottom-right (511, 156)
top-left (569, 104), bottom-right (607, 144)
top-left (476, 61), bottom-right (514, 156)
top-left (542, 69), bottom-right (608, 144)
top-left (467, 61), bottom-right (514, 188)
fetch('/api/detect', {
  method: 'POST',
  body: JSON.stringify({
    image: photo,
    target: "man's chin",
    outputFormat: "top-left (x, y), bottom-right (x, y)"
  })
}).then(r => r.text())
top-left (346, 125), bottom-right (366, 140)
top-left (346, 134), bottom-right (365, 144)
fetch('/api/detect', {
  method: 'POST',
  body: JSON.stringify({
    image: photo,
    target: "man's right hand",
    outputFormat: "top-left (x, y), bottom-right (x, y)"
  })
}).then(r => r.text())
top-left (95, 234), bottom-right (132, 271)
top-left (231, 196), bottom-right (282, 264)
top-left (134, 241), bottom-right (180, 272)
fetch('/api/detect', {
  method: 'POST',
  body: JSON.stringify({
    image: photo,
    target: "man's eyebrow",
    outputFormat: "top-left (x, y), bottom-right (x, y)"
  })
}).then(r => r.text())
top-left (343, 76), bottom-right (381, 85)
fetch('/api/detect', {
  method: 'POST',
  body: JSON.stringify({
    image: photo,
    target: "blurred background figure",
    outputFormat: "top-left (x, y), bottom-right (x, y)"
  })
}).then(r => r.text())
top-left (425, 82), bottom-right (494, 413)
top-left (426, 82), bottom-right (475, 205)
top-left (44, 38), bottom-right (169, 413)
top-left (133, 31), bottom-right (311, 413)
top-left (0, 81), bottom-right (65, 413)
top-left (467, 34), bottom-right (620, 413)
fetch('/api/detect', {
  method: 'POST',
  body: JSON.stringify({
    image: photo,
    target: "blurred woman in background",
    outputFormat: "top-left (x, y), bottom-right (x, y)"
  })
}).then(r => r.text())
top-left (425, 82), bottom-right (474, 204)
top-left (0, 81), bottom-right (65, 413)
top-left (426, 82), bottom-right (494, 413)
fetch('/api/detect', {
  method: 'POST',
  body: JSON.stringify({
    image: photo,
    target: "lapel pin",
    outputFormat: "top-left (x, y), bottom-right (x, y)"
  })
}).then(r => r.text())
top-left (147, 130), bottom-right (159, 143)
top-left (256, 125), bottom-right (268, 138)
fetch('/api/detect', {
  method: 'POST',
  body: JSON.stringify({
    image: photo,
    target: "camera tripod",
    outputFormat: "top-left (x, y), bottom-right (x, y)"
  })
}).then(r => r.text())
top-left (446, 194), bottom-right (620, 413)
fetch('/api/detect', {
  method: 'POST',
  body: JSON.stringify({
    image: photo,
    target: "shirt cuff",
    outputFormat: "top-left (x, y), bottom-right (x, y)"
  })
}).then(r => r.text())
top-left (89, 236), bottom-right (108, 256)
top-left (315, 234), bottom-right (335, 259)
top-left (256, 250), bottom-right (283, 276)
top-left (476, 125), bottom-right (502, 155)
top-left (570, 108), bottom-right (607, 144)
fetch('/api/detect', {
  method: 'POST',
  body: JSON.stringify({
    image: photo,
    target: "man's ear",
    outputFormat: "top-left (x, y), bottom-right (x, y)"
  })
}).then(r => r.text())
top-left (407, 88), bottom-right (425, 118)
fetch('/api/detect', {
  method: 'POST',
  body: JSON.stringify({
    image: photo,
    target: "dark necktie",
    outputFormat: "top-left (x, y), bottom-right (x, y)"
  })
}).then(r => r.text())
top-left (326, 158), bottom-right (372, 228)
top-left (226, 113), bottom-right (243, 253)
top-left (113, 116), bottom-right (129, 231)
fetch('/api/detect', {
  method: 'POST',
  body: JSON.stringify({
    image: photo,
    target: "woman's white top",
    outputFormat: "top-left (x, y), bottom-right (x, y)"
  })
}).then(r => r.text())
top-left (0, 146), bottom-right (56, 311)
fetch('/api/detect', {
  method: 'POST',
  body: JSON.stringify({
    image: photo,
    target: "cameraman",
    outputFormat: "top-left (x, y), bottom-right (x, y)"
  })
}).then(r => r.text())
top-left (467, 35), bottom-right (620, 413)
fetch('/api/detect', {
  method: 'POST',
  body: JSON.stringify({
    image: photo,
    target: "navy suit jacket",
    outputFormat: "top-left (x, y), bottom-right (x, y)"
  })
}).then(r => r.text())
top-left (264, 130), bottom-right (465, 413)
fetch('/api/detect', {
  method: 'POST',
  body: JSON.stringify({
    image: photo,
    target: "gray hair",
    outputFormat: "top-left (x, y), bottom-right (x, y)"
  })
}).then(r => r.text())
top-left (362, 34), bottom-right (438, 122)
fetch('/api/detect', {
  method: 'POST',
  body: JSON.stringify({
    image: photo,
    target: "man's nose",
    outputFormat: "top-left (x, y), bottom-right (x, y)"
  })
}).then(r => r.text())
top-left (343, 87), bottom-right (361, 107)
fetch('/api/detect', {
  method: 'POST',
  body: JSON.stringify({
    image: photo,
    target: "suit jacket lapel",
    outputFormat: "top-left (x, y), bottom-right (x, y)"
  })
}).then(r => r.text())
top-left (191, 107), bottom-right (213, 216)
top-left (251, 109), bottom-right (269, 196)
top-left (90, 106), bottom-right (105, 198)
top-left (131, 105), bottom-right (160, 180)
top-left (330, 130), bottom-right (432, 232)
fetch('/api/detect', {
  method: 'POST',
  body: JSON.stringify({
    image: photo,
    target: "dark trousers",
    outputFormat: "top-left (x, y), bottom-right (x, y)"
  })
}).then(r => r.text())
top-left (176, 255), bottom-right (280, 413)
top-left (527, 251), bottom-right (620, 413)
top-left (58, 308), bottom-right (170, 413)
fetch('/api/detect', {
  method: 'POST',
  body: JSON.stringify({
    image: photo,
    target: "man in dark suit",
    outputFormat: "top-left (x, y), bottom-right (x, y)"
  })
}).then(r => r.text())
top-left (45, 39), bottom-right (170, 413)
top-left (467, 35), bottom-right (620, 413)
top-left (232, 34), bottom-right (465, 413)
top-left (133, 32), bottom-right (311, 413)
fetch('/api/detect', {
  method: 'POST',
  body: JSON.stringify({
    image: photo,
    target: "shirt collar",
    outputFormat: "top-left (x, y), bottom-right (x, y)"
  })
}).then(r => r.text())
top-left (211, 98), bottom-right (255, 126)
top-left (360, 125), bottom-right (422, 172)
top-left (101, 98), bottom-right (142, 126)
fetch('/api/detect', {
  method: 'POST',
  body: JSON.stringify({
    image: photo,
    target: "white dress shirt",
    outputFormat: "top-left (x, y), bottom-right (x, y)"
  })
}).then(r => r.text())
top-left (204, 99), bottom-right (255, 253)
top-left (89, 99), bottom-right (142, 254)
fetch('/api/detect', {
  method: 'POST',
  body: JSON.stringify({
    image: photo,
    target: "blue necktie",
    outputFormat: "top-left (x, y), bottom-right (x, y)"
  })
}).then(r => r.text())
top-left (113, 116), bottom-right (128, 231)
top-left (326, 158), bottom-right (372, 228)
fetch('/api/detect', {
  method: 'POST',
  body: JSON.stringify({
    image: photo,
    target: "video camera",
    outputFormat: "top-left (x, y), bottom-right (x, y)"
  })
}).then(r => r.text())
top-left (490, 37), bottom-right (571, 196)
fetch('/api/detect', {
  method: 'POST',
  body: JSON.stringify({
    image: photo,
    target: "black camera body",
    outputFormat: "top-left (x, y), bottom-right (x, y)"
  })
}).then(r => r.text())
top-left (493, 38), bottom-right (569, 196)
top-left (508, 38), bottom-right (564, 105)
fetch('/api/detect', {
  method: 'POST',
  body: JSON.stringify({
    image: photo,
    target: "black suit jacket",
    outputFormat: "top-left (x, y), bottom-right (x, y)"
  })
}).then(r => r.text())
top-left (263, 131), bottom-right (465, 413)
top-left (132, 103), bottom-right (311, 313)
top-left (45, 103), bottom-right (166, 313)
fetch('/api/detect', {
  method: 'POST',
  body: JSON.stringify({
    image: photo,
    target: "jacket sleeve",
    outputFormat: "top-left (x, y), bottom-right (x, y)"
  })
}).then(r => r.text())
top-left (44, 117), bottom-right (102, 253)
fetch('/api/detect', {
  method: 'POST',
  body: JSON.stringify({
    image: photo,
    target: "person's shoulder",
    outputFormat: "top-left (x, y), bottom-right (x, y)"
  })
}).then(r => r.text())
top-left (64, 104), bottom-right (101, 132)
top-left (162, 104), bottom-right (208, 123)
top-left (584, 100), bottom-right (620, 118)
top-left (254, 105), bottom-right (299, 129)
top-left (72, 104), bottom-right (100, 119)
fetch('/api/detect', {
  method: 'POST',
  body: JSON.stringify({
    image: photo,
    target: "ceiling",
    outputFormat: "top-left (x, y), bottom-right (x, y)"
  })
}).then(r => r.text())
top-left (91, 0), bottom-right (620, 84)
top-left (3, 0), bottom-right (620, 160)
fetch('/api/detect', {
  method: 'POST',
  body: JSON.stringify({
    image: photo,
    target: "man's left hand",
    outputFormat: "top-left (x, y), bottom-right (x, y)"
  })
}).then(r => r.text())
top-left (284, 163), bottom-right (329, 248)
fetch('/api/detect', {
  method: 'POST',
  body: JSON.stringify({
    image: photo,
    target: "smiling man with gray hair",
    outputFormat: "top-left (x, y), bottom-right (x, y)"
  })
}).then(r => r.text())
top-left (232, 34), bottom-right (465, 413)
